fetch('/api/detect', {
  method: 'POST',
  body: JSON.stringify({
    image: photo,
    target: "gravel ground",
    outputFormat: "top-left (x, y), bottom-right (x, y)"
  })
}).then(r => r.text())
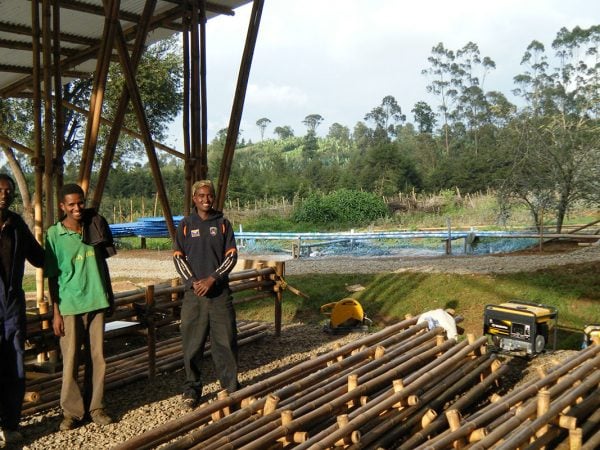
top-left (15, 241), bottom-right (600, 449)
top-left (102, 240), bottom-right (600, 281)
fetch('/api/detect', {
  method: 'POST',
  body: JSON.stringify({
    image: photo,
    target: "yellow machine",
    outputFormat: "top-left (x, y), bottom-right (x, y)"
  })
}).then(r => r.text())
top-left (483, 300), bottom-right (558, 355)
top-left (321, 298), bottom-right (371, 334)
top-left (582, 324), bottom-right (600, 348)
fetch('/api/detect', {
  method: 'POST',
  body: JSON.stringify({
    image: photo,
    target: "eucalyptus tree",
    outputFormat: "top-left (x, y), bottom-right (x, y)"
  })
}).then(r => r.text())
top-left (326, 122), bottom-right (351, 143)
top-left (256, 117), bottom-right (271, 140)
top-left (422, 42), bottom-right (457, 154)
top-left (411, 101), bottom-right (436, 134)
top-left (452, 42), bottom-right (496, 155)
top-left (423, 42), bottom-right (498, 156)
top-left (364, 95), bottom-right (406, 142)
top-left (302, 114), bottom-right (324, 133)
top-left (503, 26), bottom-right (600, 231)
top-left (273, 125), bottom-right (294, 139)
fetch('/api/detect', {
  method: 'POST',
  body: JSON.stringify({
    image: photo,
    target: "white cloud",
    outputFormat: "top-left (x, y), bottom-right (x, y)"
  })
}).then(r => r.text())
top-left (246, 83), bottom-right (308, 108)
top-left (164, 0), bottom-right (600, 146)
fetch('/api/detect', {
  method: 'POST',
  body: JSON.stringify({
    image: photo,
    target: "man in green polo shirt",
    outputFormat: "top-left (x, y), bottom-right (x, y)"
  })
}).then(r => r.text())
top-left (46, 184), bottom-right (114, 431)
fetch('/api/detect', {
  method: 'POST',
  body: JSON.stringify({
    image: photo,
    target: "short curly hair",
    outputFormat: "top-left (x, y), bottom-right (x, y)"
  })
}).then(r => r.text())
top-left (192, 179), bottom-right (215, 196)
top-left (59, 183), bottom-right (85, 200)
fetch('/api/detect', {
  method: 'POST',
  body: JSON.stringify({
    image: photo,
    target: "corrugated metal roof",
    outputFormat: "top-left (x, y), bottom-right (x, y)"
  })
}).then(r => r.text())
top-left (0, 0), bottom-right (251, 98)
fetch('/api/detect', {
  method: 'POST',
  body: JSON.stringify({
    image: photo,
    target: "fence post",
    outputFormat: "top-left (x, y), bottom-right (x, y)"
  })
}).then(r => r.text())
top-left (446, 217), bottom-right (452, 255)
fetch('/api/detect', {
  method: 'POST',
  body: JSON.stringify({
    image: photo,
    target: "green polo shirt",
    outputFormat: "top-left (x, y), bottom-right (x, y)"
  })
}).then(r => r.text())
top-left (45, 222), bottom-right (109, 315)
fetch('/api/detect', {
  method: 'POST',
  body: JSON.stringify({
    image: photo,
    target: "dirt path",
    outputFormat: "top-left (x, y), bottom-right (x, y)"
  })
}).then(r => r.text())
top-left (105, 241), bottom-right (600, 283)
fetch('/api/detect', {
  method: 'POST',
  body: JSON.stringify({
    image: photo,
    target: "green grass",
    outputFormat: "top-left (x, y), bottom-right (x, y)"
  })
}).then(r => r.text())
top-left (235, 261), bottom-right (600, 350)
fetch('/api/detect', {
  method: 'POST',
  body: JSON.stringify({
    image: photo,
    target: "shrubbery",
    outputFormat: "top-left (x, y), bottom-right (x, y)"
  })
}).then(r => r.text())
top-left (291, 189), bottom-right (388, 227)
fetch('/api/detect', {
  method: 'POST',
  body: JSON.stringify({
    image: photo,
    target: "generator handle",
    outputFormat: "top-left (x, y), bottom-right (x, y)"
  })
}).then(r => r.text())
top-left (320, 302), bottom-right (337, 315)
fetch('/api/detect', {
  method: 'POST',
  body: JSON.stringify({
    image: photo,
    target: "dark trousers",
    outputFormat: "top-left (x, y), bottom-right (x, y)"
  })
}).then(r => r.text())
top-left (180, 289), bottom-right (238, 396)
top-left (59, 311), bottom-right (106, 420)
top-left (0, 322), bottom-right (25, 431)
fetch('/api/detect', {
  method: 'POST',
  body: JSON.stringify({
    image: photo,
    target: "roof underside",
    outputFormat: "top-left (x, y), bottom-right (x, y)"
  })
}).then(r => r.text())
top-left (0, 0), bottom-right (251, 98)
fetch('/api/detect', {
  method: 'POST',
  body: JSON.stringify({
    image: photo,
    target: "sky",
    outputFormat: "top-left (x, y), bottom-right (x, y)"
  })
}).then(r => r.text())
top-left (164, 0), bottom-right (600, 147)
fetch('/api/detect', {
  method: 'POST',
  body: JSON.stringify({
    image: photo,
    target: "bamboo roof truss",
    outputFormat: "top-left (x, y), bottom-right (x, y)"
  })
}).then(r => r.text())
top-left (0, 0), bottom-right (263, 240)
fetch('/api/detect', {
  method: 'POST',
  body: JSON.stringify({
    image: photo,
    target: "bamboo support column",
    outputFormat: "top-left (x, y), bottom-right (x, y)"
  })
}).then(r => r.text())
top-left (91, 0), bottom-right (158, 209)
top-left (52, 0), bottom-right (64, 209)
top-left (145, 285), bottom-right (156, 380)
top-left (199, 0), bottom-right (208, 180)
top-left (189, 0), bottom-right (201, 181)
top-left (216, 0), bottom-right (265, 210)
top-left (79, 0), bottom-right (120, 193)
top-left (41, 0), bottom-right (54, 228)
top-left (182, 5), bottom-right (191, 215)
top-left (31, 0), bottom-right (46, 319)
top-left (111, 23), bottom-right (176, 238)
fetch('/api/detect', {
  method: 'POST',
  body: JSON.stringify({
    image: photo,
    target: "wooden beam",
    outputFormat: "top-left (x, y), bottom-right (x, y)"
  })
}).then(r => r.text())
top-left (53, 0), bottom-right (65, 213)
top-left (216, 0), bottom-right (264, 210)
top-left (78, 0), bottom-right (120, 194)
top-left (42, 0), bottom-right (55, 227)
top-left (0, 64), bottom-right (88, 80)
top-left (199, 0), bottom-right (209, 180)
top-left (31, 0), bottom-right (45, 309)
top-left (92, 0), bottom-right (158, 209)
top-left (163, 0), bottom-right (236, 16)
top-left (0, 133), bottom-right (34, 156)
top-left (182, 7), bottom-right (191, 215)
top-left (0, 37), bottom-right (79, 58)
top-left (190, 0), bottom-right (201, 180)
top-left (0, 20), bottom-right (97, 47)
top-left (112, 20), bottom-right (176, 238)
top-left (61, 100), bottom-right (184, 159)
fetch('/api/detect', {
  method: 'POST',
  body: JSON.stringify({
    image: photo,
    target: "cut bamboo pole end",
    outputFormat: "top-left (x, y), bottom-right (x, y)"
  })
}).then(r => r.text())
top-left (262, 394), bottom-right (279, 416)
top-left (536, 388), bottom-right (551, 438)
top-left (334, 414), bottom-right (352, 447)
top-left (558, 414), bottom-right (577, 430)
top-left (374, 345), bottom-right (385, 359)
top-left (347, 374), bottom-right (358, 408)
top-left (421, 409), bottom-right (437, 428)
top-left (241, 396), bottom-right (257, 408)
top-left (393, 379), bottom-right (404, 408)
top-left (24, 391), bottom-right (40, 403)
top-left (569, 427), bottom-right (582, 450)
top-left (468, 427), bottom-right (487, 443)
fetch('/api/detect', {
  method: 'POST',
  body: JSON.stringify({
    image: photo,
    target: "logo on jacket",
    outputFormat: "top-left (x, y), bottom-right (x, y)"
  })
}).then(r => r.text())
top-left (191, 229), bottom-right (200, 237)
top-left (210, 226), bottom-right (217, 236)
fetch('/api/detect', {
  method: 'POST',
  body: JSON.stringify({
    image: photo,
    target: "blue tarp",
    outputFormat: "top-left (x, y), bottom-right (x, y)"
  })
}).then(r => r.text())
top-left (110, 216), bottom-right (184, 238)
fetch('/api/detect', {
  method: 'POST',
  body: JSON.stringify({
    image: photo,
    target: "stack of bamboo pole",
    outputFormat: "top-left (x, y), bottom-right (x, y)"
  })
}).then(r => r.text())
top-left (114, 314), bottom-right (513, 450)
top-left (22, 320), bottom-right (269, 416)
top-left (115, 319), bottom-right (600, 450)
top-left (413, 342), bottom-right (600, 450)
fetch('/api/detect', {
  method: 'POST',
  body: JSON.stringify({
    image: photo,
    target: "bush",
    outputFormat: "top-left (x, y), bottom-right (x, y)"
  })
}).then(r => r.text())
top-left (292, 189), bottom-right (388, 227)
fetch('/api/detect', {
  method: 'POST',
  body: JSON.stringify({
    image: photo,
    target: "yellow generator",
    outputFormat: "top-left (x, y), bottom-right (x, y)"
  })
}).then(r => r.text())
top-left (483, 300), bottom-right (558, 355)
top-left (321, 298), bottom-right (371, 334)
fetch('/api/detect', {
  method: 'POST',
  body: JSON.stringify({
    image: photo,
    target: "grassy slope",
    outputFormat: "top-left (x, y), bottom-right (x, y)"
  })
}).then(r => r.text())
top-left (235, 261), bottom-right (600, 350)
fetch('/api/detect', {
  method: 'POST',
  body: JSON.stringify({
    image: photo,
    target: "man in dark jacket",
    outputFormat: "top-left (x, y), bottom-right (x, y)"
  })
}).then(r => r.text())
top-left (0, 174), bottom-right (44, 446)
top-left (173, 179), bottom-right (239, 408)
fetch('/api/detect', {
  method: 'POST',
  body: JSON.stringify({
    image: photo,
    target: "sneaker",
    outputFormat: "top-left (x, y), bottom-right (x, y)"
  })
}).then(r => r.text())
top-left (0, 428), bottom-right (24, 444)
top-left (90, 409), bottom-right (113, 426)
top-left (182, 391), bottom-right (199, 409)
top-left (59, 416), bottom-right (77, 431)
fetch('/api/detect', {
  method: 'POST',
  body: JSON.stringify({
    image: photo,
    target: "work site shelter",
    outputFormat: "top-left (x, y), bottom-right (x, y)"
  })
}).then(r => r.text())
top-left (0, 0), bottom-right (263, 244)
